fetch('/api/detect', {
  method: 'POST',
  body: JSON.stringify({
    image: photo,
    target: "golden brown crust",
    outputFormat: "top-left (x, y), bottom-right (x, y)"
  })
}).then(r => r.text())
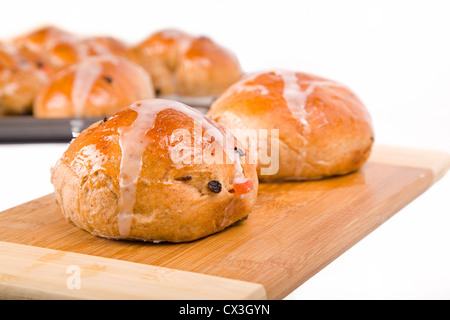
top-left (13, 26), bottom-right (73, 52)
top-left (129, 29), bottom-right (242, 98)
top-left (51, 99), bottom-right (258, 242)
top-left (207, 70), bottom-right (374, 181)
top-left (0, 42), bottom-right (47, 115)
top-left (33, 56), bottom-right (154, 118)
top-left (12, 25), bottom-right (77, 73)
top-left (13, 26), bottom-right (131, 75)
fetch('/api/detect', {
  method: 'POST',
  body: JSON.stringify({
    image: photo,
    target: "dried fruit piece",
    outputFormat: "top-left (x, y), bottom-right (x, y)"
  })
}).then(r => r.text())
top-left (233, 178), bottom-right (253, 196)
top-left (208, 180), bottom-right (222, 193)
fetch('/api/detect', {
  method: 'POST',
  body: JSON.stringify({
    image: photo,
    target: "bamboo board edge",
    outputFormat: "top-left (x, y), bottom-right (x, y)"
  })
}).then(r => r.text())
top-left (0, 241), bottom-right (267, 300)
top-left (369, 145), bottom-right (450, 182)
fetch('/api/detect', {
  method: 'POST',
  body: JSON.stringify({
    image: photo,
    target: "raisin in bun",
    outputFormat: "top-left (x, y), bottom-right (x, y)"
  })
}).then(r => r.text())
top-left (0, 42), bottom-right (47, 115)
top-left (51, 99), bottom-right (257, 242)
top-left (207, 69), bottom-right (374, 181)
top-left (129, 29), bottom-right (242, 100)
top-left (33, 55), bottom-right (154, 118)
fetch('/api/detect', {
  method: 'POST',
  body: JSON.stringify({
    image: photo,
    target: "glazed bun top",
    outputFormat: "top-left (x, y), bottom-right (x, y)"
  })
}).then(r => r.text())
top-left (13, 26), bottom-right (74, 56)
top-left (53, 99), bottom-right (256, 239)
top-left (0, 42), bottom-right (47, 114)
top-left (40, 35), bottom-right (130, 73)
top-left (13, 26), bottom-right (76, 72)
top-left (129, 28), bottom-right (242, 98)
top-left (208, 69), bottom-right (374, 180)
top-left (33, 55), bottom-right (154, 118)
top-left (13, 25), bottom-right (129, 74)
top-left (79, 36), bottom-right (129, 58)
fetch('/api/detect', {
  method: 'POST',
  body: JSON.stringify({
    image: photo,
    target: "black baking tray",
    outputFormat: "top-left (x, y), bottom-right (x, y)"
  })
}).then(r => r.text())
top-left (0, 97), bottom-right (212, 144)
top-left (0, 116), bottom-right (102, 143)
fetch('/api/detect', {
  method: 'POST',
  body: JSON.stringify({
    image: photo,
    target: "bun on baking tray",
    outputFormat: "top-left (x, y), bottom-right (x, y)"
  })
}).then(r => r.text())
top-left (2, 26), bottom-right (243, 116)
top-left (12, 26), bottom-right (75, 72)
top-left (12, 25), bottom-right (130, 74)
top-left (0, 42), bottom-right (47, 115)
top-left (129, 28), bottom-right (242, 100)
top-left (51, 98), bottom-right (257, 242)
top-left (33, 55), bottom-right (154, 118)
top-left (207, 69), bottom-right (374, 181)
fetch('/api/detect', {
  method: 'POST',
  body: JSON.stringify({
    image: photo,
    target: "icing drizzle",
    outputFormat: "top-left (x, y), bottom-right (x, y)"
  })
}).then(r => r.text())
top-left (70, 56), bottom-right (120, 117)
top-left (71, 59), bottom-right (103, 117)
top-left (218, 70), bottom-right (349, 177)
top-left (223, 70), bottom-right (345, 133)
top-left (274, 69), bottom-right (345, 137)
top-left (117, 99), bottom-right (245, 237)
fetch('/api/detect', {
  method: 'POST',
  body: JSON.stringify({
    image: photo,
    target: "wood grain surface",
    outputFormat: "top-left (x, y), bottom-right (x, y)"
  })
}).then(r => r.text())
top-left (0, 145), bottom-right (448, 299)
top-left (0, 241), bottom-right (266, 300)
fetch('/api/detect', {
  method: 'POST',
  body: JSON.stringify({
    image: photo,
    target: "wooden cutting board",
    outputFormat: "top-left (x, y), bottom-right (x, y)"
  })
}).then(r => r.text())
top-left (0, 145), bottom-right (449, 300)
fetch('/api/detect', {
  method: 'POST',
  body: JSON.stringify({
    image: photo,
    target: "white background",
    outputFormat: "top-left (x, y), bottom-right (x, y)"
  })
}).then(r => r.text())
top-left (0, 0), bottom-right (449, 299)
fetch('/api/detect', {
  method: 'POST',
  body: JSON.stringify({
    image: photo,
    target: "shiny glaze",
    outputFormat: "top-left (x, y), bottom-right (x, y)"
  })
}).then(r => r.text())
top-left (208, 69), bottom-right (375, 181)
top-left (71, 58), bottom-right (104, 117)
top-left (130, 29), bottom-right (242, 97)
top-left (0, 42), bottom-right (47, 114)
top-left (52, 98), bottom-right (257, 241)
top-left (13, 26), bottom-right (129, 72)
top-left (34, 55), bottom-right (153, 118)
top-left (116, 99), bottom-right (248, 237)
top-left (211, 69), bottom-right (372, 140)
